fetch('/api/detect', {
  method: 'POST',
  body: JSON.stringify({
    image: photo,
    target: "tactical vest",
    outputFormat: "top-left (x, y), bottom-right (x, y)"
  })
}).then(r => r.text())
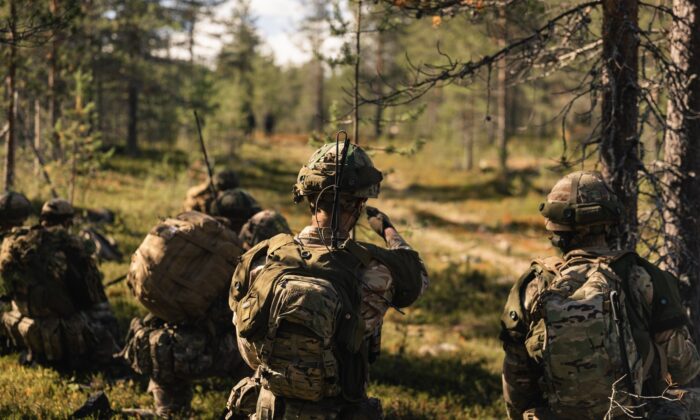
top-left (501, 250), bottom-right (688, 418)
top-left (230, 233), bottom-right (424, 406)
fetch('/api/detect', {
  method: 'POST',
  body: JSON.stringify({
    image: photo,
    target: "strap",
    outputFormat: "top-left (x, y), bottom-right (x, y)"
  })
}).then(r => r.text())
top-left (642, 345), bottom-right (655, 380)
top-left (570, 173), bottom-right (581, 204)
top-left (268, 234), bottom-right (295, 254)
top-left (653, 340), bottom-right (670, 384)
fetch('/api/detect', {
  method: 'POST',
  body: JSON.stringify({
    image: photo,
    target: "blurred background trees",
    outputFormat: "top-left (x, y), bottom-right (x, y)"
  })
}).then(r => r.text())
top-left (1, 0), bottom-right (699, 286)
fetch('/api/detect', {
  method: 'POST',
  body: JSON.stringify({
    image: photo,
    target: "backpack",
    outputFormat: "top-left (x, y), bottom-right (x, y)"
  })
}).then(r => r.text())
top-left (524, 253), bottom-right (644, 419)
top-left (231, 234), bottom-right (368, 403)
top-left (127, 211), bottom-right (243, 323)
top-left (231, 234), bottom-right (425, 404)
top-left (0, 226), bottom-right (106, 318)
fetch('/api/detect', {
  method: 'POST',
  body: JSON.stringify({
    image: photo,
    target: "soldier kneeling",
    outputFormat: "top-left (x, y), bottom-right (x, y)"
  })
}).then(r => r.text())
top-left (0, 199), bottom-right (120, 369)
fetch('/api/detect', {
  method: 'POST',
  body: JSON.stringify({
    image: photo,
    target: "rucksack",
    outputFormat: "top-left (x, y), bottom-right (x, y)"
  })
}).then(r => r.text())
top-left (524, 254), bottom-right (644, 419)
top-left (230, 234), bottom-right (426, 404)
top-left (127, 211), bottom-right (243, 323)
top-left (0, 226), bottom-right (106, 318)
top-left (231, 234), bottom-right (367, 403)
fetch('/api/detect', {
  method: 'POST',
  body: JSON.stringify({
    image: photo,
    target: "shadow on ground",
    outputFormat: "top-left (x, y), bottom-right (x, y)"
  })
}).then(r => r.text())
top-left (382, 167), bottom-right (543, 202)
top-left (372, 352), bottom-right (501, 406)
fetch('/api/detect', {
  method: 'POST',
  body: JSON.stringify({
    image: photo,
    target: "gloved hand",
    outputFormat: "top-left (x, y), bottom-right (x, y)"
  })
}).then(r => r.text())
top-left (365, 206), bottom-right (394, 240)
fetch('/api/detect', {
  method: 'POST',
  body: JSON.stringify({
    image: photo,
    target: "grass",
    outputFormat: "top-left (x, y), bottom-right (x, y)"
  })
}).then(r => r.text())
top-left (1, 136), bottom-right (562, 418)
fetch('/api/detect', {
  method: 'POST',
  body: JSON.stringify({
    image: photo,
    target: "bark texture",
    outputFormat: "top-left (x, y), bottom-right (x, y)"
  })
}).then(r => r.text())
top-left (662, 0), bottom-right (700, 344)
top-left (600, 0), bottom-right (640, 250)
top-left (4, 0), bottom-right (17, 191)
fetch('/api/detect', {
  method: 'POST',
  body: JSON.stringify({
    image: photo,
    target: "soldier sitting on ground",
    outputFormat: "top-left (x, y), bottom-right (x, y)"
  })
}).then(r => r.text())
top-left (0, 198), bottom-right (120, 369)
top-left (120, 209), bottom-right (293, 417)
top-left (0, 192), bottom-right (33, 353)
top-left (225, 142), bottom-right (429, 419)
top-left (500, 171), bottom-right (700, 420)
top-left (0, 192), bottom-right (32, 241)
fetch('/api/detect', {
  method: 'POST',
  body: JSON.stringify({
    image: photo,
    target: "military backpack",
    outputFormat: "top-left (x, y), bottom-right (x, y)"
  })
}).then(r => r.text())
top-left (516, 253), bottom-right (645, 419)
top-left (127, 211), bottom-right (243, 323)
top-left (230, 234), bottom-right (424, 404)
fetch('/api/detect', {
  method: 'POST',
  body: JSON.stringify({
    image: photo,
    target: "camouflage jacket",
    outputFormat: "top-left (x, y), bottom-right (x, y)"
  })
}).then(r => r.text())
top-left (500, 247), bottom-right (700, 419)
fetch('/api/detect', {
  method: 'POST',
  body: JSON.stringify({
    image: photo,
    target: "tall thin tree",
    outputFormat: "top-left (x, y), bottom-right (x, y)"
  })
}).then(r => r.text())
top-left (662, 0), bottom-right (700, 343)
top-left (599, 0), bottom-right (640, 250)
top-left (4, 0), bottom-right (18, 191)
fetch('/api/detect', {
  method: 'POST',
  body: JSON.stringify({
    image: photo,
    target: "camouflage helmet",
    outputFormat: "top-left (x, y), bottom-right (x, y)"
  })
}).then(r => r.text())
top-left (0, 191), bottom-right (32, 226)
top-left (539, 171), bottom-right (622, 232)
top-left (293, 142), bottom-right (383, 203)
top-left (40, 198), bottom-right (75, 221)
top-left (239, 210), bottom-right (292, 249)
top-left (211, 188), bottom-right (262, 226)
top-left (212, 170), bottom-right (240, 191)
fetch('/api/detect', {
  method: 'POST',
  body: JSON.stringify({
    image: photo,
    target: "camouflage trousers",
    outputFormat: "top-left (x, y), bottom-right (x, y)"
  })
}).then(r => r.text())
top-left (0, 302), bottom-right (119, 367)
top-left (148, 378), bottom-right (193, 418)
top-left (226, 377), bottom-right (383, 420)
top-left (121, 315), bottom-right (250, 417)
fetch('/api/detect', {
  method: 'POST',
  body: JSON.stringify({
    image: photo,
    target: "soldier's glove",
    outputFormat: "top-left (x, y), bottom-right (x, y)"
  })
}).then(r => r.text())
top-left (365, 206), bottom-right (395, 240)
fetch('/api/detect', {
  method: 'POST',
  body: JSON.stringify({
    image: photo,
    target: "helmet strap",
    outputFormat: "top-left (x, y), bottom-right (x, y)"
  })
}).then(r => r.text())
top-left (331, 131), bottom-right (351, 250)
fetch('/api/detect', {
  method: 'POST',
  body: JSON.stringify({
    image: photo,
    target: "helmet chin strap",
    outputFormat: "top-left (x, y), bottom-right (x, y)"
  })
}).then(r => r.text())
top-left (549, 231), bottom-right (576, 252)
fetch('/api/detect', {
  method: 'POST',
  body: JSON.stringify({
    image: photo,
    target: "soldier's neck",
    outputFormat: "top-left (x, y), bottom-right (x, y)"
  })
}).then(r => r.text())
top-left (310, 212), bottom-right (352, 236)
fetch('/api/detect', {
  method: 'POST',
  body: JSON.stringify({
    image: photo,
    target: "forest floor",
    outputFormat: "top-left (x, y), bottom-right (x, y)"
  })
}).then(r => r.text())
top-left (0, 136), bottom-right (564, 419)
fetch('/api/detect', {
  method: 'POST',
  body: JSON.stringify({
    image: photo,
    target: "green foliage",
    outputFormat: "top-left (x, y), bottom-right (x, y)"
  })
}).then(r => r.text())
top-left (56, 69), bottom-right (114, 199)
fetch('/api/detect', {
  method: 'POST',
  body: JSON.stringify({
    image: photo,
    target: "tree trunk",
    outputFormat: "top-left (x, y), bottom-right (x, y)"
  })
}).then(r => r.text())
top-left (353, 0), bottom-right (362, 146)
top-left (4, 0), bottom-right (17, 191)
top-left (34, 99), bottom-right (42, 175)
top-left (600, 0), bottom-right (640, 250)
top-left (662, 0), bottom-right (700, 346)
top-left (496, 6), bottom-right (508, 177)
top-left (462, 111), bottom-right (474, 171)
top-left (127, 78), bottom-right (139, 155)
top-left (314, 53), bottom-right (325, 132)
top-left (48, 0), bottom-right (62, 160)
top-left (374, 30), bottom-right (384, 139)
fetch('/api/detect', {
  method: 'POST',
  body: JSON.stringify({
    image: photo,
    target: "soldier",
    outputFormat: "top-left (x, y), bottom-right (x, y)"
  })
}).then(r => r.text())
top-left (184, 169), bottom-right (241, 213)
top-left (0, 198), bottom-right (120, 369)
top-left (238, 209), bottom-right (292, 250)
top-left (0, 192), bottom-right (32, 352)
top-left (0, 192), bottom-right (32, 240)
top-left (226, 142), bottom-right (429, 419)
top-left (121, 208), bottom-right (289, 417)
top-left (500, 171), bottom-right (700, 419)
top-left (211, 188), bottom-right (262, 233)
top-left (40, 198), bottom-right (75, 228)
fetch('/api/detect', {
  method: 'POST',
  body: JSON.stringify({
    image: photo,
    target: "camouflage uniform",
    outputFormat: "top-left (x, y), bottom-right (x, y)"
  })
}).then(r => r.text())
top-left (121, 300), bottom-right (249, 417)
top-left (239, 210), bottom-right (292, 250)
top-left (500, 172), bottom-right (700, 419)
top-left (120, 212), bottom-right (251, 417)
top-left (0, 192), bottom-right (32, 353)
top-left (0, 199), bottom-right (119, 368)
top-left (227, 143), bottom-right (429, 419)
